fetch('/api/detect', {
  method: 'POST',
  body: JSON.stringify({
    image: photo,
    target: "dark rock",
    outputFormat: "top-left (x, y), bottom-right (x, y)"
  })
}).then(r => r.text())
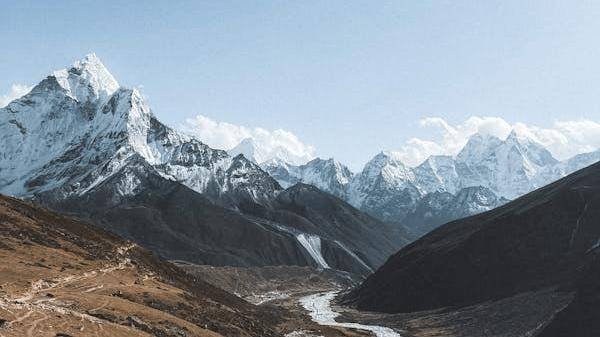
top-left (345, 161), bottom-right (600, 314)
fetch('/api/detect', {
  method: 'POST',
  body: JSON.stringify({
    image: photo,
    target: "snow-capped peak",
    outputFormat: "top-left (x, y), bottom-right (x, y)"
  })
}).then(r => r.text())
top-left (456, 133), bottom-right (503, 164)
top-left (504, 129), bottom-right (558, 167)
top-left (228, 138), bottom-right (262, 163)
top-left (1, 55), bottom-right (280, 208)
top-left (262, 156), bottom-right (353, 199)
top-left (228, 137), bottom-right (313, 166)
top-left (361, 151), bottom-right (413, 184)
top-left (52, 53), bottom-right (119, 103)
top-left (303, 158), bottom-right (354, 185)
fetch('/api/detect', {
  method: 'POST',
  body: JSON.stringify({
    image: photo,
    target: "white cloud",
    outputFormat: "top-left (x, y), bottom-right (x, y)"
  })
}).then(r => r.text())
top-left (179, 115), bottom-right (316, 165)
top-left (392, 116), bottom-right (600, 166)
top-left (0, 84), bottom-right (32, 108)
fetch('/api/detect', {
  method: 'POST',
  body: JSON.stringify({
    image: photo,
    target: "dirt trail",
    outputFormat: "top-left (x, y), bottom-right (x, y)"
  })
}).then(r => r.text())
top-left (0, 244), bottom-right (137, 334)
top-left (25, 312), bottom-right (48, 337)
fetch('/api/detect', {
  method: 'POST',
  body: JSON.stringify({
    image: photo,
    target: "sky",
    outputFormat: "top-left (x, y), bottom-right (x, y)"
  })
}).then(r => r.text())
top-left (2, 1), bottom-right (600, 170)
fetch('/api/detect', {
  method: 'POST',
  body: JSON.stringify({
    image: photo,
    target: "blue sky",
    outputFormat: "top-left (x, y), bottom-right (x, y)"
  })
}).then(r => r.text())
top-left (2, 1), bottom-right (600, 169)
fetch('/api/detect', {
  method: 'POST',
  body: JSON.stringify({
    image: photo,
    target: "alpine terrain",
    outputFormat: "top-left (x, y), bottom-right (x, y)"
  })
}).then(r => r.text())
top-left (343, 161), bottom-right (600, 337)
top-left (0, 54), bottom-right (409, 277)
top-left (261, 135), bottom-right (600, 237)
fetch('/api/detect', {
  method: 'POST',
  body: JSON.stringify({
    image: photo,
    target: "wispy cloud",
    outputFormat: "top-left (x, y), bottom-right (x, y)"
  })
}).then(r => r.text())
top-left (391, 116), bottom-right (600, 166)
top-left (179, 115), bottom-right (315, 165)
top-left (0, 84), bottom-right (32, 108)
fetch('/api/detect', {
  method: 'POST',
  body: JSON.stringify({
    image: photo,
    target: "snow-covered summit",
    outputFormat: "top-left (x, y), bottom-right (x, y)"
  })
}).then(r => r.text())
top-left (52, 53), bottom-right (119, 103)
top-left (262, 157), bottom-right (353, 199)
top-left (455, 130), bottom-right (560, 198)
top-left (228, 137), bottom-right (313, 166)
top-left (456, 133), bottom-right (504, 165)
top-left (0, 54), bottom-right (280, 207)
top-left (358, 151), bottom-right (414, 187)
top-left (413, 155), bottom-right (460, 194)
top-left (264, 130), bottom-right (599, 229)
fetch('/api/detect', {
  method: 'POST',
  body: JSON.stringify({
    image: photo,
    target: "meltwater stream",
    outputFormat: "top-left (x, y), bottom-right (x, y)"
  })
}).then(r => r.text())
top-left (299, 291), bottom-right (401, 337)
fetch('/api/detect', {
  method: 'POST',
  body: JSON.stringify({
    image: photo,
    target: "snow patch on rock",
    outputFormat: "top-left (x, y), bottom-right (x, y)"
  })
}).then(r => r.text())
top-left (296, 234), bottom-right (329, 269)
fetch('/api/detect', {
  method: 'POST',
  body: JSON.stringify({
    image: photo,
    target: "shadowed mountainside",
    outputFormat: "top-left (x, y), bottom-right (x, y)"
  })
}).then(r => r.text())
top-left (343, 162), bottom-right (600, 336)
top-left (0, 194), bottom-right (283, 337)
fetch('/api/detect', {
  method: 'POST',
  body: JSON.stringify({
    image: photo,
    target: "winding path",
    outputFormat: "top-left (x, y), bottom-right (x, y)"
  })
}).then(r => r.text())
top-left (0, 244), bottom-right (137, 335)
top-left (300, 291), bottom-right (401, 337)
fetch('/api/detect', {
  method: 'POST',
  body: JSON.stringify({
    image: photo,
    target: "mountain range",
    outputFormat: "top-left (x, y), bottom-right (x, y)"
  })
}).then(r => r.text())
top-left (343, 160), bottom-right (600, 337)
top-left (254, 131), bottom-right (599, 236)
top-left (2, 53), bottom-right (599, 274)
top-left (3, 53), bottom-right (600, 337)
top-left (0, 54), bottom-right (408, 276)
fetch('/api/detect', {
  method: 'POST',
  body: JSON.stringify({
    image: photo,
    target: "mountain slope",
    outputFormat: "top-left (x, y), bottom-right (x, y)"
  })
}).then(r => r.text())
top-left (344, 161), bottom-right (600, 317)
top-left (264, 134), bottom-right (598, 239)
top-left (346, 151), bottom-right (421, 224)
top-left (0, 53), bottom-right (281, 209)
top-left (43, 153), bottom-right (401, 275)
top-left (0, 54), bottom-right (402, 276)
top-left (0, 194), bottom-right (282, 337)
top-left (401, 186), bottom-right (508, 237)
top-left (262, 158), bottom-right (354, 199)
top-left (39, 154), bottom-right (312, 267)
top-left (265, 183), bottom-right (411, 274)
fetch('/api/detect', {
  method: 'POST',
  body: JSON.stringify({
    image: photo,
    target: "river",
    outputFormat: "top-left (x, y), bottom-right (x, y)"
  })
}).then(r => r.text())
top-left (299, 291), bottom-right (401, 337)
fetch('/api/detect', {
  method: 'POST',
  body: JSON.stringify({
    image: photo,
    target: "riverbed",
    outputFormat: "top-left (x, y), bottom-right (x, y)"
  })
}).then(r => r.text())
top-left (299, 291), bottom-right (401, 337)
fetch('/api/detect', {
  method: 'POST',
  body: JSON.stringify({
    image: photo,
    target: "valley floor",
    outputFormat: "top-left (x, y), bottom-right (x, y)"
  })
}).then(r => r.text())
top-left (0, 254), bottom-right (576, 337)
top-left (183, 264), bottom-right (577, 337)
top-left (299, 291), bottom-right (401, 337)
top-left (0, 244), bottom-right (219, 337)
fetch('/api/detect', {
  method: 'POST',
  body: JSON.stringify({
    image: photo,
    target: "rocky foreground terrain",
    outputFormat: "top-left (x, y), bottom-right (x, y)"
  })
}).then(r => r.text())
top-left (0, 194), bottom-right (285, 337)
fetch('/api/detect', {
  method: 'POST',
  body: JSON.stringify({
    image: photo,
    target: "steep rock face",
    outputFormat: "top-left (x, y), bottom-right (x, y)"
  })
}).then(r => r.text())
top-left (346, 152), bottom-right (421, 223)
top-left (344, 161), bottom-right (600, 314)
top-left (264, 134), bottom-right (598, 238)
top-left (1, 54), bottom-right (401, 276)
top-left (402, 186), bottom-right (508, 237)
top-left (270, 184), bottom-right (410, 271)
top-left (0, 54), bottom-right (281, 209)
top-left (263, 158), bottom-right (353, 199)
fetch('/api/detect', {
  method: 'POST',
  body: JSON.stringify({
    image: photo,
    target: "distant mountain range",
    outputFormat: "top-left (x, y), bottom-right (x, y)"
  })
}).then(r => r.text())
top-left (0, 54), bottom-right (408, 276)
top-left (252, 131), bottom-right (599, 236)
top-left (2, 54), bottom-right (598, 277)
top-left (343, 160), bottom-right (600, 337)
